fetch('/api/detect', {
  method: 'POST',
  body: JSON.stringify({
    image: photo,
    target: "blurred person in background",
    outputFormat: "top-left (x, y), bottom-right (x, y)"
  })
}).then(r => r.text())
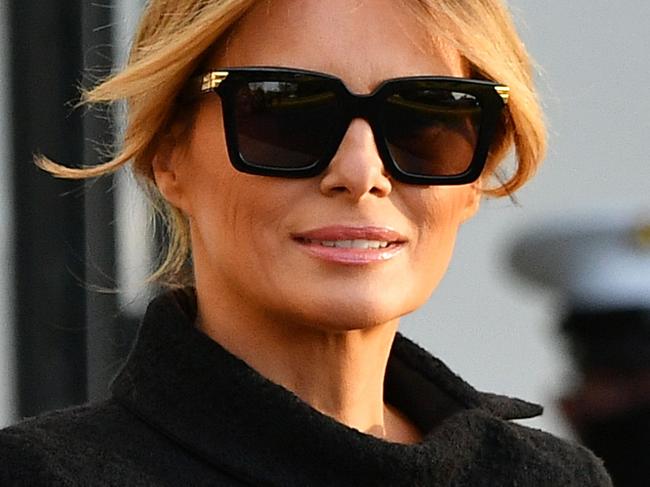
top-left (0, 0), bottom-right (611, 485)
top-left (512, 215), bottom-right (650, 486)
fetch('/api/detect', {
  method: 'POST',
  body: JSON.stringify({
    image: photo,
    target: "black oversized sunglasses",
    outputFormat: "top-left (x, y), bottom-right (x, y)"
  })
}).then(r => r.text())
top-left (190, 67), bottom-right (509, 185)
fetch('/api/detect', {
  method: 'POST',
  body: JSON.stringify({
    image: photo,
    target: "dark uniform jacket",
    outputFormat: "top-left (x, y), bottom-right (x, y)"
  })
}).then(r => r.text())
top-left (0, 290), bottom-right (612, 486)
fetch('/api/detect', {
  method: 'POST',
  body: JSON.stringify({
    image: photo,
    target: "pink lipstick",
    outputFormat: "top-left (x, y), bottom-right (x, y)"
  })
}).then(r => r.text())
top-left (292, 226), bottom-right (407, 265)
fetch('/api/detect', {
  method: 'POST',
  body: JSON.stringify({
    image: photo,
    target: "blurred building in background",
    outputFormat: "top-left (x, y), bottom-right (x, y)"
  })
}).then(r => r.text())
top-left (0, 0), bottom-right (14, 427)
top-left (511, 215), bottom-right (650, 486)
top-left (0, 0), bottom-right (150, 425)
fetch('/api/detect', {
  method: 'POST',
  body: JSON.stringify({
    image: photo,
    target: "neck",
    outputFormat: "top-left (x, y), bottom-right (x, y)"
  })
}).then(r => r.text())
top-left (194, 286), bottom-right (413, 441)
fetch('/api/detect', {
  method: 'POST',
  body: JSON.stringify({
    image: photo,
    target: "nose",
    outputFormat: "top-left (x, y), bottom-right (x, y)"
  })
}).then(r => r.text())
top-left (319, 119), bottom-right (393, 200)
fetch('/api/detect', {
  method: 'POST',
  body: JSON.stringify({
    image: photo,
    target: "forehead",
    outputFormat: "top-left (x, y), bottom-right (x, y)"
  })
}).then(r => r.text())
top-left (209, 0), bottom-right (465, 93)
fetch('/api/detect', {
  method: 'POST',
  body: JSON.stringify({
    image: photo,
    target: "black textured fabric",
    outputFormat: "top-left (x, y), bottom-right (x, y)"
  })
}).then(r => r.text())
top-left (0, 289), bottom-right (612, 486)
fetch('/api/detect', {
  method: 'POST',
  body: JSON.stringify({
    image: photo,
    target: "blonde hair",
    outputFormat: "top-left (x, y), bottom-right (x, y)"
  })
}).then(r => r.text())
top-left (39, 0), bottom-right (546, 287)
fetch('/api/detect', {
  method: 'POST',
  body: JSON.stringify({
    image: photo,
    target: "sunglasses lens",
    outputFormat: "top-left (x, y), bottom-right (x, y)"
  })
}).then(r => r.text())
top-left (232, 79), bottom-right (340, 169)
top-left (384, 87), bottom-right (482, 177)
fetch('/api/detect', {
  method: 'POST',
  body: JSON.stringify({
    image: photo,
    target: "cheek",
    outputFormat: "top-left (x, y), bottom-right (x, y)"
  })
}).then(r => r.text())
top-left (423, 188), bottom-right (470, 235)
top-left (183, 100), bottom-right (304, 271)
top-left (189, 168), bottom-right (272, 257)
top-left (407, 187), bottom-right (473, 281)
top-left (185, 141), bottom-right (299, 280)
top-left (185, 104), bottom-right (252, 233)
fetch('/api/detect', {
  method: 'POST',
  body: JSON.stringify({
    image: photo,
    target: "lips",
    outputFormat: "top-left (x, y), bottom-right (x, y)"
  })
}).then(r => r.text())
top-left (292, 226), bottom-right (407, 265)
top-left (303, 239), bottom-right (391, 249)
top-left (294, 226), bottom-right (406, 242)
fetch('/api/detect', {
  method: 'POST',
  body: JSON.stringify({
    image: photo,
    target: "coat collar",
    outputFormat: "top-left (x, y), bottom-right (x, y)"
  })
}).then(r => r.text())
top-left (111, 289), bottom-right (542, 486)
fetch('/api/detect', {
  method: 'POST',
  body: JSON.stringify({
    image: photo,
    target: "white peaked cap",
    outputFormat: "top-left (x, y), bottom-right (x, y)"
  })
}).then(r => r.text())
top-left (509, 212), bottom-right (650, 310)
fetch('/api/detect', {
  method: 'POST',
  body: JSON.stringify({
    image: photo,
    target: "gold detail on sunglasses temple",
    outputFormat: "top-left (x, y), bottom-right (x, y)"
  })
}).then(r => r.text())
top-left (201, 71), bottom-right (229, 92)
top-left (495, 86), bottom-right (510, 104)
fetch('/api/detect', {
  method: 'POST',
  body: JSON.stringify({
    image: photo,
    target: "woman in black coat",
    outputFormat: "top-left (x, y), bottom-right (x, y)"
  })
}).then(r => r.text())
top-left (1, 0), bottom-right (611, 485)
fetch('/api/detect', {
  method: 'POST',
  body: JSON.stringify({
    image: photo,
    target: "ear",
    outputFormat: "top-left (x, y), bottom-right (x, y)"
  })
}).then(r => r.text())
top-left (151, 133), bottom-right (192, 216)
top-left (459, 180), bottom-right (482, 223)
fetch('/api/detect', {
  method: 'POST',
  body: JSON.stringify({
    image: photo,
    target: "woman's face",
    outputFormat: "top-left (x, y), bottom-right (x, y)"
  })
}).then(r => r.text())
top-left (155, 0), bottom-right (481, 331)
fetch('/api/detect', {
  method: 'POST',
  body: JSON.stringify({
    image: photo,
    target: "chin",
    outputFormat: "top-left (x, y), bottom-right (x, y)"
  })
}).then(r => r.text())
top-left (269, 270), bottom-right (432, 330)
top-left (280, 291), bottom-right (419, 332)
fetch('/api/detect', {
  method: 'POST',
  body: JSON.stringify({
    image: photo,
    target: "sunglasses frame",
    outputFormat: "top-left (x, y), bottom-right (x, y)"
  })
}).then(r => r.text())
top-left (191, 67), bottom-right (510, 185)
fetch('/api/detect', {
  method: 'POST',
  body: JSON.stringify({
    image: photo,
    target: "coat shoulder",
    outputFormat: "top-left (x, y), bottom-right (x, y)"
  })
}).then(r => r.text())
top-left (457, 409), bottom-right (612, 486)
top-left (0, 400), bottom-right (165, 486)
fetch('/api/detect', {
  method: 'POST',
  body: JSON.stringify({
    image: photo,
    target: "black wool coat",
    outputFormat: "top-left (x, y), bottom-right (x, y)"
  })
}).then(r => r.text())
top-left (0, 290), bottom-right (612, 486)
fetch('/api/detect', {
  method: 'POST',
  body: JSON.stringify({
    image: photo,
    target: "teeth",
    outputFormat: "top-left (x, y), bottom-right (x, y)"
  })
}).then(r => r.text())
top-left (308, 239), bottom-right (391, 249)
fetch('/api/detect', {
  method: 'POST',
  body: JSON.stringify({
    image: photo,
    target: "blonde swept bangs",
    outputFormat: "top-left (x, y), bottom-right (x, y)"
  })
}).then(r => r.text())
top-left (38, 0), bottom-right (547, 287)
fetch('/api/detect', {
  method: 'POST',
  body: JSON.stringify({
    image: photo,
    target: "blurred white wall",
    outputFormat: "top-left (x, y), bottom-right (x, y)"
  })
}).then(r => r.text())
top-left (0, 1), bottom-right (16, 427)
top-left (402, 0), bottom-right (650, 438)
top-left (114, 0), bottom-right (153, 317)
